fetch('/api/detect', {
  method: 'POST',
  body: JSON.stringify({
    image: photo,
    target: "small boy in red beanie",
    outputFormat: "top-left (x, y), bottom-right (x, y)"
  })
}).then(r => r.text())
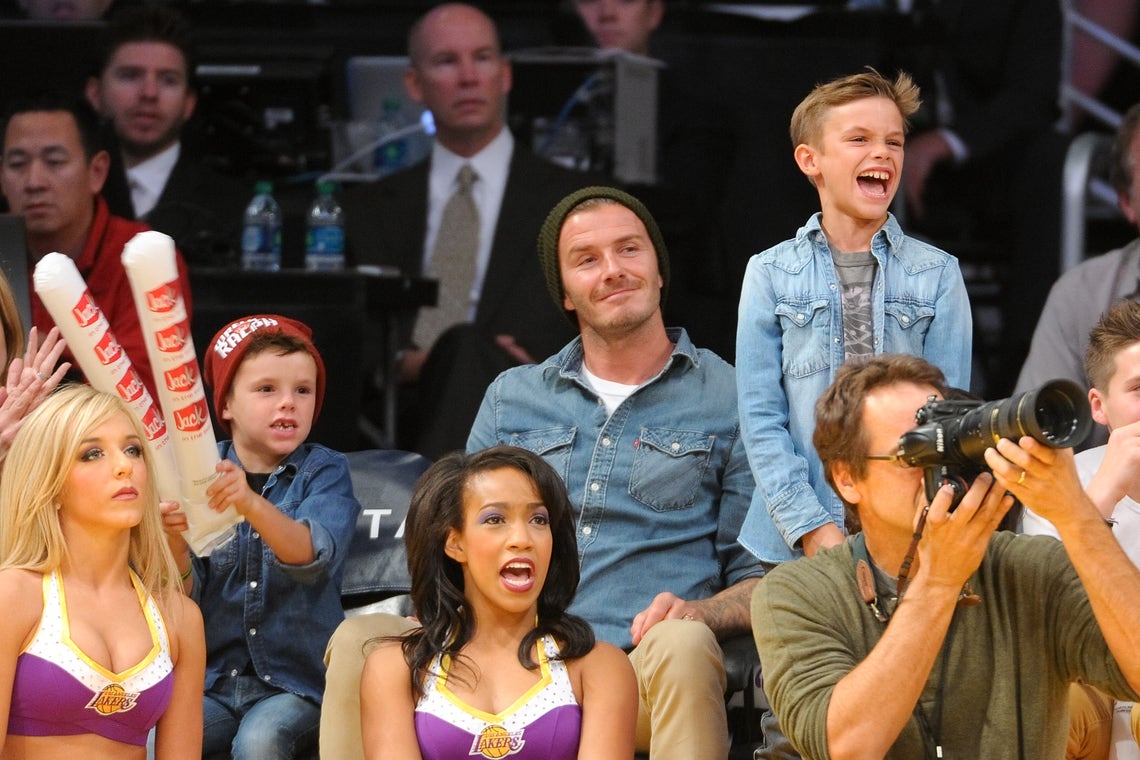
top-left (167, 314), bottom-right (361, 759)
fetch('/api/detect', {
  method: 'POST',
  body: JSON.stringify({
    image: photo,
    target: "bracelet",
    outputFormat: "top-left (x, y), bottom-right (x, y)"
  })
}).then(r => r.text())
top-left (179, 565), bottom-right (193, 581)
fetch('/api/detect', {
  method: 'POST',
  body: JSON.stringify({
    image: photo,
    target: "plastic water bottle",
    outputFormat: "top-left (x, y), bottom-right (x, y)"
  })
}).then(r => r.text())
top-left (304, 181), bottom-right (345, 272)
top-left (241, 180), bottom-right (282, 271)
top-left (374, 97), bottom-right (409, 175)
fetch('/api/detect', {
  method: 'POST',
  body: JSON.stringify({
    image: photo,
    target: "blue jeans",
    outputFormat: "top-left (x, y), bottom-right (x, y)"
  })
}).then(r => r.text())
top-left (203, 674), bottom-right (320, 760)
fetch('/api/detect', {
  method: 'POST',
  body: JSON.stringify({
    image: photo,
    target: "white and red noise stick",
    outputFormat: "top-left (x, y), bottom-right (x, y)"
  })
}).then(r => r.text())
top-left (32, 252), bottom-right (181, 495)
top-left (121, 231), bottom-right (243, 555)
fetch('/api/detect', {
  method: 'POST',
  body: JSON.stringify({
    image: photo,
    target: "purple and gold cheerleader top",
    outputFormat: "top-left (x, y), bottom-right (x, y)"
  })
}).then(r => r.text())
top-left (7, 569), bottom-right (174, 746)
top-left (414, 634), bottom-right (583, 760)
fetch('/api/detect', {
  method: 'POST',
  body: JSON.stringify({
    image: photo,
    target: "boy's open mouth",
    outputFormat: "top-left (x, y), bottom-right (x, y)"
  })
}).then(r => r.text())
top-left (857, 170), bottom-right (890, 199)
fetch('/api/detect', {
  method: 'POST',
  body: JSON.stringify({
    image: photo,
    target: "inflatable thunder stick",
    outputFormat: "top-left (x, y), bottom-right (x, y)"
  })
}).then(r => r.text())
top-left (32, 252), bottom-right (182, 499)
top-left (120, 231), bottom-right (243, 555)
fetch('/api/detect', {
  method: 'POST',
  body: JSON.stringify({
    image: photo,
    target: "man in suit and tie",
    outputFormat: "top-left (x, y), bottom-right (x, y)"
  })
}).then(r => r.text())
top-left (343, 2), bottom-right (596, 459)
top-left (86, 4), bottom-right (249, 266)
top-left (899, 0), bottom-right (1063, 394)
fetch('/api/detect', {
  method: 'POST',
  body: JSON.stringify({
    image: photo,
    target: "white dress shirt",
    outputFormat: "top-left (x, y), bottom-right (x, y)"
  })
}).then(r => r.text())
top-left (126, 141), bottom-right (180, 218)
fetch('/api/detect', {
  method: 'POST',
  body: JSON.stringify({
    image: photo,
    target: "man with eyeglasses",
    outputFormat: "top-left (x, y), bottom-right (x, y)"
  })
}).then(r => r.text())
top-left (752, 353), bottom-right (1140, 760)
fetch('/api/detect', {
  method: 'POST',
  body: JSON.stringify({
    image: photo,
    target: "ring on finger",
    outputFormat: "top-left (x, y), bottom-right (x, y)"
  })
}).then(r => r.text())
top-left (35, 371), bottom-right (47, 381)
top-left (1017, 470), bottom-right (1026, 486)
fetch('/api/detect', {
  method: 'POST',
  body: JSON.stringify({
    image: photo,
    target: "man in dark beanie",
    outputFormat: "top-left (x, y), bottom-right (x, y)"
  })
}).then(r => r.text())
top-left (468, 185), bottom-right (762, 758)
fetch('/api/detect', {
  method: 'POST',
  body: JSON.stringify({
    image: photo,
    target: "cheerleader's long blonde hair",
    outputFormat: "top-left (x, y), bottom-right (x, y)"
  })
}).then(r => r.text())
top-left (0, 383), bottom-right (182, 612)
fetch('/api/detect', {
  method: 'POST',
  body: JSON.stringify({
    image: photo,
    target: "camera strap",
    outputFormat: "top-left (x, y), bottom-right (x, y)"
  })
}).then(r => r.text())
top-left (851, 532), bottom-right (893, 623)
top-left (852, 507), bottom-right (979, 625)
top-left (851, 521), bottom-right (970, 760)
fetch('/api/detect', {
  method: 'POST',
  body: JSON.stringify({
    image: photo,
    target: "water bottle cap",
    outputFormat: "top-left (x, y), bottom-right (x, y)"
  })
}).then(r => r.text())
top-left (254, 180), bottom-right (274, 194)
top-left (315, 180), bottom-right (336, 195)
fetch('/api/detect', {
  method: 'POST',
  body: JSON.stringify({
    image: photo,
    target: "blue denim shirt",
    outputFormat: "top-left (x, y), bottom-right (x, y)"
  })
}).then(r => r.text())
top-left (468, 328), bottom-right (762, 650)
top-left (735, 212), bottom-right (972, 564)
top-left (192, 441), bottom-right (361, 702)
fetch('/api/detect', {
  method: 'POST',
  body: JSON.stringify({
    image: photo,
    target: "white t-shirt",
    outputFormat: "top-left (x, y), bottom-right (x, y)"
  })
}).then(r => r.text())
top-left (580, 362), bottom-right (638, 417)
top-left (1020, 444), bottom-right (1140, 568)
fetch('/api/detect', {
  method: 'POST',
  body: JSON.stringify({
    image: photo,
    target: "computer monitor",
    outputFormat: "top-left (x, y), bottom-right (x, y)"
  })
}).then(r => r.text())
top-left (330, 55), bottom-right (433, 179)
top-left (193, 40), bottom-right (336, 178)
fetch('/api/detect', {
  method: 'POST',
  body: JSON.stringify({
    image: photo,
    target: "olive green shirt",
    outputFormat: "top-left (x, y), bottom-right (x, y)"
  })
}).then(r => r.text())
top-left (752, 532), bottom-right (1138, 759)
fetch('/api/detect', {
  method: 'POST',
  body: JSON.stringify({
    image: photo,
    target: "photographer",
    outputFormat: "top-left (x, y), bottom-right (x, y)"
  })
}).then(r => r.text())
top-left (751, 354), bottom-right (1140, 760)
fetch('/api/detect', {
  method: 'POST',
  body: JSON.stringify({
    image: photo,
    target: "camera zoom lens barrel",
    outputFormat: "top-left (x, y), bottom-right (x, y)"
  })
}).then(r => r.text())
top-left (952, 379), bottom-right (1092, 463)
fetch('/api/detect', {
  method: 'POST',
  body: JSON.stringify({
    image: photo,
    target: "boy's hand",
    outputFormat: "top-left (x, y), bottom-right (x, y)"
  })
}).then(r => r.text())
top-left (161, 499), bottom-right (189, 536)
top-left (160, 500), bottom-right (192, 560)
top-left (206, 460), bottom-right (257, 517)
top-left (1087, 419), bottom-right (1140, 513)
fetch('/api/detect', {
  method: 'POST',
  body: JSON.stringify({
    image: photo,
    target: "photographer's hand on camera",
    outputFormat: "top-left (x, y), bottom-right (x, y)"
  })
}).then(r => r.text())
top-left (916, 472), bottom-right (1011, 598)
top-left (985, 437), bottom-right (1092, 531)
top-left (989, 436), bottom-right (1140, 692)
top-left (1085, 419), bottom-right (1140, 516)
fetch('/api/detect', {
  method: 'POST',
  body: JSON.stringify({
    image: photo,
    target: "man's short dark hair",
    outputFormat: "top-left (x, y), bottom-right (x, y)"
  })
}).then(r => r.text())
top-left (1, 92), bottom-right (105, 159)
top-left (1086, 299), bottom-right (1140, 392)
top-left (97, 5), bottom-right (197, 88)
top-left (813, 355), bottom-right (948, 531)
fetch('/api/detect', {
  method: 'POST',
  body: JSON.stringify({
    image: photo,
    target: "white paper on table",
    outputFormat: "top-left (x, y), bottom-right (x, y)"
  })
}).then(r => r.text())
top-left (121, 232), bottom-right (243, 555)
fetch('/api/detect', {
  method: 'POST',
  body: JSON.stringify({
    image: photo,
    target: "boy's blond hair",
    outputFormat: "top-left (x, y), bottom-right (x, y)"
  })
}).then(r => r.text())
top-left (1085, 300), bottom-right (1140, 392)
top-left (790, 67), bottom-right (921, 149)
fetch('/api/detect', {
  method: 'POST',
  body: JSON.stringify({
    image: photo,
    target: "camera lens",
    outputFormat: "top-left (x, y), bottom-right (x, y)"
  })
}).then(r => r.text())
top-left (1030, 380), bottom-right (1089, 446)
top-left (952, 379), bottom-right (1093, 464)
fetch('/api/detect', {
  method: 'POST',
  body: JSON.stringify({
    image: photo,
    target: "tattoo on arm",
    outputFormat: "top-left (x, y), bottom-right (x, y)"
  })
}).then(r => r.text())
top-left (696, 577), bottom-right (759, 639)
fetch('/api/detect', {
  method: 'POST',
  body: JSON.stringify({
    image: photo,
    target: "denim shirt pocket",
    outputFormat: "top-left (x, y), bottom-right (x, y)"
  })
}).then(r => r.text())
top-left (507, 427), bottom-right (576, 482)
top-left (883, 299), bottom-right (935, 355)
top-left (774, 297), bottom-right (830, 379)
top-left (629, 427), bottom-right (713, 512)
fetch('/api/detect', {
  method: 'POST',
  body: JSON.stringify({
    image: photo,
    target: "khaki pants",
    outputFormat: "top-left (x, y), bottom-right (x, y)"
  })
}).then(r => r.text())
top-left (320, 613), bottom-right (415, 760)
top-left (1067, 681), bottom-right (1113, 760)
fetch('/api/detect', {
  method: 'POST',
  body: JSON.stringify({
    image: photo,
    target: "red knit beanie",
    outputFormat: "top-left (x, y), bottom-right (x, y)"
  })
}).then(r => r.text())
top-left (203, 314), bottom-right (326, 434)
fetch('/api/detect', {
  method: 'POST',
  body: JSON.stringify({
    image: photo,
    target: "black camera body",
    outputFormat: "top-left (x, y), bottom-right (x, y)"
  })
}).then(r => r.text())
top-left (888, 380), bottom-right (1094, 508)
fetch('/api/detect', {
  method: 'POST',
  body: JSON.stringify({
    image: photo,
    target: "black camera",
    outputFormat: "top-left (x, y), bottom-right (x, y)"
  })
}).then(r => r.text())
top-left (887, 380), bottom-right (1093, 508)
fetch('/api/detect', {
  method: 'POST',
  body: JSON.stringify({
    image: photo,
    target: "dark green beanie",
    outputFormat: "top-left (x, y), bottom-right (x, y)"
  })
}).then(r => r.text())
top-left (537, 185), bottom-right (671, 321)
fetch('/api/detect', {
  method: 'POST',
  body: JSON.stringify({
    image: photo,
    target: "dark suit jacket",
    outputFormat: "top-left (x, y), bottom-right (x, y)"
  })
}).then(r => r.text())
top-left (343, 146), bottom-right (597, 362)
top-left (103, 142), bottom-right (250, 268)
top-left (912, 0), bottom-right (1061, 161)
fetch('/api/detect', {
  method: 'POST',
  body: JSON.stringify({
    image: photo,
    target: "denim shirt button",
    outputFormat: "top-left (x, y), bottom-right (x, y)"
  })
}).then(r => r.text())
top-left (671, 442), bottom-right (680, 452)
top-left (602, 437), bottom-right (611, 446)
top-left (263, 675), bottom-right (272, 682)
top-left (590, 482), bottom-right (600, 492)
top-left (249, 581), bottom-right (258, 589)
top-left (901, 315), bottom-right (910, 324)
top-left (230, 669), bottom-right (239, 677)
top-left (582, 526), bottom-right (592, 536)
top-left (797, 313), bottom-right (805, 320)
top-left (252, 532), bottom-right (260, 540)
top-left (249, 628), bottom-right (257, 636)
